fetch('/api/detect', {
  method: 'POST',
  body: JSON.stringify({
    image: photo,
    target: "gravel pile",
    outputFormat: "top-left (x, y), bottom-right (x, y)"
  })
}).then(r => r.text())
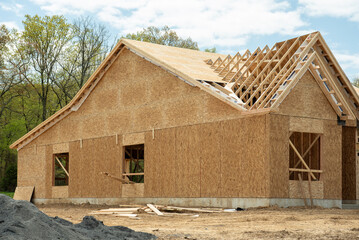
top-left (0, 194), bottom-right (156, 240)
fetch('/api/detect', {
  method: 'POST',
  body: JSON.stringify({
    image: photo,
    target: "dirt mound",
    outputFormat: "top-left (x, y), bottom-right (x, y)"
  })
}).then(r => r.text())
top-left (0, 194), bottom-right (156, 240)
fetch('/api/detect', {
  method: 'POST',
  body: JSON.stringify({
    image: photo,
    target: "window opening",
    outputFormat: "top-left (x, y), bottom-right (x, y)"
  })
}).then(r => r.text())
top-left (54, 153), bottom-right (69, 186)
top-left (123, 144), bottom-right (144, 183)
top-left (289, 132), bottom-right (322, 181)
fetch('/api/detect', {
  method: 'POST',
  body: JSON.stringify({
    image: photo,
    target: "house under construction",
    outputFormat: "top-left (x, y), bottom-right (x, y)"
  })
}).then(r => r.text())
top-left (10, 32), bottom-right (359, 208)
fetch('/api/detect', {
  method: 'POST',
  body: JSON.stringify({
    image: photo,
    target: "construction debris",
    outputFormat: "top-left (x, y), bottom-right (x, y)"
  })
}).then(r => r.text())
top-left (147, 204), bottom-right (164, 216)
top-left (90, 204), bottom-right (245, 218)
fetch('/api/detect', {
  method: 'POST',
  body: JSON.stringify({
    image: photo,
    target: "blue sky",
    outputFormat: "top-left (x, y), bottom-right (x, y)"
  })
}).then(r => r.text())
top-left (1, 0), bottom-right (359, 80)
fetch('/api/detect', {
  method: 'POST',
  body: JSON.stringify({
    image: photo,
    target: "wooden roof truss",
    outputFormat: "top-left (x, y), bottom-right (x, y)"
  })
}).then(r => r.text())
top-left (202, 32), bottom-right (359, 120)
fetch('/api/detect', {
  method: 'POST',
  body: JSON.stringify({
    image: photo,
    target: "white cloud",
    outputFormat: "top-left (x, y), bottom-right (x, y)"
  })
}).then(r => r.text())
top-left (332, 51), bottom-right (359, 79)
top-left (299, 0), bottom-right (359, 22)
top-left (0, 2), bottom-right (23, 16)
top-left (30, 0), bottom-right (309, 49)
top-left (0, 21), bottom-right (20, 30)
top-left (334, 52), bottom-right (359, 70)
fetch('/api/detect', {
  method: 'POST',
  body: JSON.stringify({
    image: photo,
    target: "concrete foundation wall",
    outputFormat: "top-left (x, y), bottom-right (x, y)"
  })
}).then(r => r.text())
top-left (33, 197), bottom-right (342, 209)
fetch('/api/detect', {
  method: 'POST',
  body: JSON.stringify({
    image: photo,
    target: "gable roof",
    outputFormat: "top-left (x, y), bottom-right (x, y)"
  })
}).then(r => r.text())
top-left (10, 32), bottom-right (359, 150)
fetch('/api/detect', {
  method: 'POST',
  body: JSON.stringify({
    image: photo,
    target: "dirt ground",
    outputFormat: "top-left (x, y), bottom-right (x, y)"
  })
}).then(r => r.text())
top-left (37, 204), bottom-right (359, 240)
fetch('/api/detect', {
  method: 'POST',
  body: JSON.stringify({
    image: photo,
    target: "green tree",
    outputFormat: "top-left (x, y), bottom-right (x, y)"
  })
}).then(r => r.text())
top-left (54, 17), bottom-right (111, 106)
top-left (21, 15), bottom-right (73, 121)
top-left (204, 47), bottom-right (217, 53)
top-left (125, 26), bottom-right (199, 50)
top-left (0, 25), bottom-right (23, 119)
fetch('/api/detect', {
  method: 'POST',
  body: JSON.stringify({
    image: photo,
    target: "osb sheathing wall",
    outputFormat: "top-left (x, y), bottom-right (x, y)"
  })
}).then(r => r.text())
top-left (17, 145), bottom-right (47, 199)
top-left (28, 48), bottom-right (243, 147)
top-left (269, 70), bottom-right (342, 199)
top-left (145, 116), bottom-right (269, 198)
top-left (18, 115), bottom-right (269, 199)
top-left (342, 126), bottom-right (356, 200)
top-left (17, 47), bottom-right (257, 198)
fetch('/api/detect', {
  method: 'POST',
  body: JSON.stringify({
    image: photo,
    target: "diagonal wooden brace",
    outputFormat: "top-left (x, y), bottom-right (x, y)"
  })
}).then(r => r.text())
top-left (290, 135), bottom-right (320, 177)
top-left (55, 157), bottom-right (69, 178)
top-left (289, 140), bottom-right (316, 180)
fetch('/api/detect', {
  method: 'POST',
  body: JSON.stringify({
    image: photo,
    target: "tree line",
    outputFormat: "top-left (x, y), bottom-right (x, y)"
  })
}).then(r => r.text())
top-left (0, 15), bottom-right (208, 191)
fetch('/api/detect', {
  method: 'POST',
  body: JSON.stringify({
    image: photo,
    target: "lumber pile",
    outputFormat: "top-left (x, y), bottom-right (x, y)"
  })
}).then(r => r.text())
top-left (89, 204), bottom-right (243, 219)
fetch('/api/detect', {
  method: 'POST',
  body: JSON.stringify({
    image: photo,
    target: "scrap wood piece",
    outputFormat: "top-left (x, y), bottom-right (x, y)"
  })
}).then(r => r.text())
top-left (147, 204), bottom-right (164, 216)
top-left (13, 186), bottom-right (34, 201)
top-left (161, 206), bottom-right (222, 213)
top-left (100, 172), bottom-right (135, 184)
top-left (90, 211), bottom-right (134, 215)
top-left (113, 213), bottom-right (138, 217)
top-left (98, 208), bottom-right (139, 212)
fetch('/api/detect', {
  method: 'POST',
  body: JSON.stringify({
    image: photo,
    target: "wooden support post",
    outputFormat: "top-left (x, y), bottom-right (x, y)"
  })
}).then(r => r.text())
top-left (55, 157), bottom-right (69, 177)
top-left (298, 174), bottom-right (307, 208)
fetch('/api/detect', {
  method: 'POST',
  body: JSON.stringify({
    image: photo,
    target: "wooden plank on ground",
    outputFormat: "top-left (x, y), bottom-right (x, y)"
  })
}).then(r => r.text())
top-left (113, 214), bottom-right (138, 217)
top-left (147, 204), bottom-right (164, 216)
top-left (13, 186), bottom-right (34, 201)
top-left (163, 206), bottom-right (222, 213)
top-left (98, 208), bottom-right (139, 212)
top-left (90, 211), bottom-right (134, 215)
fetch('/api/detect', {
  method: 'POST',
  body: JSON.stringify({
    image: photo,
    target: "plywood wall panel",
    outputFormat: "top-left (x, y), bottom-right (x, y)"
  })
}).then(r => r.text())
top-left (289, 180), bottom-right (323, 199)
top-left (322, 121), bottom-right (342, 199)
top-left (278, 70), bottom-right (338, 121)
top-left (144, 132), bottom-right (159, 197)
top-left (69, 141), bottom-right (82, 197)
top-left (44, 145), bottom-right (53, 199)
top-left (198, 122), bottom-right (221, 197)
top-left (219, 120), bottom-right (242, 197)
top-left (17, 146), bottom-right (47, 199)
top-left (93, 136), bottom-right (122, 198)
top-left (342, 126), bottom-right (356, 200)
top-left (175, 125), bottom-right (201, 197)
top-left (69, 136), bottom-right (122, 198)
top-left (289, 117), bottom-right (324, 134)
top-left (269, 114), bottom-right (290, 198)
top-left (239, 116), bottom-right (268, 197)
top-left (158, 128), bottom-right (177, 197)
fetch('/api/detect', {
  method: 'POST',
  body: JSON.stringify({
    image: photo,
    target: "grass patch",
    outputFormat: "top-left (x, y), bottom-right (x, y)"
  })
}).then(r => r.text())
top-left (0, 192), bottom-right (14, 198)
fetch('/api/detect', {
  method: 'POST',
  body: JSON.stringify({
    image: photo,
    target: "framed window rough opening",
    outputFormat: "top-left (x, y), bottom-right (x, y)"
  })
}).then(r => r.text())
top-left (123, 144), bottom-right (144, 183)
top-left (289, 132), bottom-right (322, 181)
top-left (53, 153), bottom-right (69, 186)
